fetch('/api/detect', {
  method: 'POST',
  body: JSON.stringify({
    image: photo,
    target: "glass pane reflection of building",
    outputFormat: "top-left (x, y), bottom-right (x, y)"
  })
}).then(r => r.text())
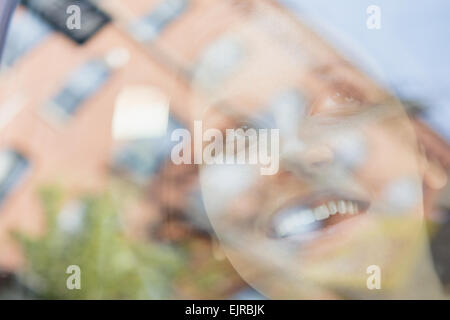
top-left (0, 0), bottom-right (448, 300)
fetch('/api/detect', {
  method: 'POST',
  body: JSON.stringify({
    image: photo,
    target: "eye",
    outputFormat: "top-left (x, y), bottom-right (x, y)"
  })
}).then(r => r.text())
top-left (220, 120), bottom-right (260, 155)
top-left (234, 121), bottom-right (257, 135)
top-left (310, 81), bottom-right (366, 117)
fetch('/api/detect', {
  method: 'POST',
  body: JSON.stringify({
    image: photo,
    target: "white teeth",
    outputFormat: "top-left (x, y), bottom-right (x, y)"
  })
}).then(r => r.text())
top-left (328, 201), bottom-right (338, 215)
top-left (338, 200), bottom-right (347, 214)
top-left (347, 201), bottom-right (355, 214)
top-left (276, 210), bottom-right (315, 237)
top-left (314, 205), bottom-right (330, 220)
top-left (295, 210), bottom-right (316, 225)
top-left (275, 200), bottom-right (363, 237)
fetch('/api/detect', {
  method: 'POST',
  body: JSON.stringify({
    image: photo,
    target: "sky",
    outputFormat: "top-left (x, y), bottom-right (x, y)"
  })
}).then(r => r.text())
top-left (279, 0), bottom-right (450, 140)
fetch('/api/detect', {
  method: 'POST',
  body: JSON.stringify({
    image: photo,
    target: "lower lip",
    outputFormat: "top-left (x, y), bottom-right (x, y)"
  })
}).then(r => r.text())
top-left (270, 211), bottom-right (372, 256)
top-left (270, 198), bottom-right (368, 227)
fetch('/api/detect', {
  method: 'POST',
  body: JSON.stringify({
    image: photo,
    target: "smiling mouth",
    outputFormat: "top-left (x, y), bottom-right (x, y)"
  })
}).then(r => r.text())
top-left (268, 195), bottom-right (371, 239)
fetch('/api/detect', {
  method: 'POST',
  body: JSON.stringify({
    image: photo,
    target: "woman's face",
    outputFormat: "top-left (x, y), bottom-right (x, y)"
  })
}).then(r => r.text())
top-left (195, 3), bottom-right (424, 299)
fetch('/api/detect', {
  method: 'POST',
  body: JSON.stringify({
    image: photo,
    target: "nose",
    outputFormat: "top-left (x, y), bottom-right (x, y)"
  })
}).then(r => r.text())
top-left (303, 145), bottom-right (335, 168)
top-left (280, 137), bottom-right (335, 175)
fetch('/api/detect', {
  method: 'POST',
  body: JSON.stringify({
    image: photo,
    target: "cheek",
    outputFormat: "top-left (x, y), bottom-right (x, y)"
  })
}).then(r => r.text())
top-left (199, 163), bottom-right (260, 218)
top-left (329, 129), bottom-right (368, 170)
top-left (354, 124), bottom-right (423, 210)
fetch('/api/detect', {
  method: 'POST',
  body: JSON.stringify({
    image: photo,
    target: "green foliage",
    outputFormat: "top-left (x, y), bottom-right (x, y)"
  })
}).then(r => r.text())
top-left (14, 186), bottom-right (185, 299)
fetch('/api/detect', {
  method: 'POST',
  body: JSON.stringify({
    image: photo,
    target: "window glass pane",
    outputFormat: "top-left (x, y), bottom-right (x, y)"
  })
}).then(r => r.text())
top-left (22, 0), bottom-right (110, 44)
top-left (129, 0), bottom-right (188, 42)
top-left (45, 60), bottom-right (111, 121)
top-left (0, 150), bottom-right (29, 206)
top-left (113, 116), bottom-right (184, 184)
top-left (193, 36), bottom-right (244, 90)
top-left (1, 10), bottom-right (50, 68)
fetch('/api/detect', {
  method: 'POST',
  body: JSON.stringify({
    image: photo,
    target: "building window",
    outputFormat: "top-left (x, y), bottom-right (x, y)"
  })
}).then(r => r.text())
top-left (112, 116), bottom-right (184, 185)
top-left (44, 59), bottom-right (111, 122)
top-left (1, 10), bottom-right (51, 69)
top-left (129, 0), bottom-right (189, 42)
top-left (22, 0), bottom-right (110, 44)
top-left (192, 36), bottom-right (244, 91)
top-left (0, 150), bottom-right (30, 207)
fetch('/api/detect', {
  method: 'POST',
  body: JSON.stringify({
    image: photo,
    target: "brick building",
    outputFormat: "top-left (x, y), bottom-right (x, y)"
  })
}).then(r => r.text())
top-left (0, 0), bottom-right (448, 297)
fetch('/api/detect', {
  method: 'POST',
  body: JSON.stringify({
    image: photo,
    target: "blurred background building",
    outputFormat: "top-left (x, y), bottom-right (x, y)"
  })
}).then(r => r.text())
top-left (0, 0), bottom-right (448, 299)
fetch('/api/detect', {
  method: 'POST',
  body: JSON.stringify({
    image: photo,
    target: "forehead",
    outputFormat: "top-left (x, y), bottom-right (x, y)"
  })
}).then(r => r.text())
top-left (190, 2), bottom-right (386, 119)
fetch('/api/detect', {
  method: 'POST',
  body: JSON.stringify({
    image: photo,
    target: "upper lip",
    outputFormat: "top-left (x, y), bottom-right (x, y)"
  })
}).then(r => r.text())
top-left (265, 191), bottom-right (371, 240)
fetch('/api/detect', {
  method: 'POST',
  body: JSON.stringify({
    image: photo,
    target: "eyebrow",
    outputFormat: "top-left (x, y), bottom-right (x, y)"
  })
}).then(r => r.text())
top-left (204, 100), bottom-right (251, 121)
